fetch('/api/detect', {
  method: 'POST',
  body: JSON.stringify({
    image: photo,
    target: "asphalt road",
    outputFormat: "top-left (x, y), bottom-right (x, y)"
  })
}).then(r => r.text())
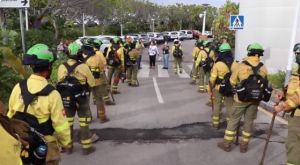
top-left (61, 39), bottom-right (288, 165)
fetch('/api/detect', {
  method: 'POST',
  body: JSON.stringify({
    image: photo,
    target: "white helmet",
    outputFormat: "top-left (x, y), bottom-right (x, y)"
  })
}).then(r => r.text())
top-left (174, 39), bottom-right (179, 42)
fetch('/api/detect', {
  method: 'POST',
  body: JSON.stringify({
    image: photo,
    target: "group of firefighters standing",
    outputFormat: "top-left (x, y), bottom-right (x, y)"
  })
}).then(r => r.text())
top-left (192, 36), bottom-right (300, 165)
top-left (0, 34), bottom-right (299, 165)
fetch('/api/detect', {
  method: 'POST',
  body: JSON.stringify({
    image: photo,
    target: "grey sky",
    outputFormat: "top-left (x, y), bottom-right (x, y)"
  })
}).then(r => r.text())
top-left (148, 0), bottom-right (240, 8)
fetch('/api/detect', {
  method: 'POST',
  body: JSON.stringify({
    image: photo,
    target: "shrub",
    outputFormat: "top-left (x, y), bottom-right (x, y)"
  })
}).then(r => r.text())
top-left (14, 29), bottom-right (57, 55)
top-left (268, 70), bottom-right (286, 89)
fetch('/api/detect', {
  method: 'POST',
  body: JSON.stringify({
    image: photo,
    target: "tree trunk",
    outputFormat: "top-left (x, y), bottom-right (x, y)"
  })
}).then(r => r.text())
top-left (0, 9), bottom-right (6, 29)
top-left (52, 18), bottom-right (60, 40)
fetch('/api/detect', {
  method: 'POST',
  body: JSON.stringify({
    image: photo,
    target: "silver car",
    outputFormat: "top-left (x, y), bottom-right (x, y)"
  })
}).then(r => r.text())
top-left (75, 36), bottom-right (111, 55)
top-left (127, 33), bottom-right (150, 47)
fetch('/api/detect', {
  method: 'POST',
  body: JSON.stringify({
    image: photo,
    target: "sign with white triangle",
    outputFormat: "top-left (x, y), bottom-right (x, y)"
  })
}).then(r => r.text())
top-left (230, 15), bottom-right (244, 30)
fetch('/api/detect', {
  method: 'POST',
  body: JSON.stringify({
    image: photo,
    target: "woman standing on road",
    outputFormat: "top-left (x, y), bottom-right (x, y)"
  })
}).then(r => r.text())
top-left (162, 41), bottom-right (169, 69)
top-left (148, 40), bottom-right (159, 69)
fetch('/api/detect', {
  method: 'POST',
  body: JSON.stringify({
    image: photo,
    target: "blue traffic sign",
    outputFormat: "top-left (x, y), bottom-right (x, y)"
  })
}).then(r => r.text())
top-left (230, 15), bottom-right (244, 30)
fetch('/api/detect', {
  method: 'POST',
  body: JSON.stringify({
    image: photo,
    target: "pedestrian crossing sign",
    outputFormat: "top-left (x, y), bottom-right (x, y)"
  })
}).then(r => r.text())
top-left (230, 15), bottom-right (244, 30)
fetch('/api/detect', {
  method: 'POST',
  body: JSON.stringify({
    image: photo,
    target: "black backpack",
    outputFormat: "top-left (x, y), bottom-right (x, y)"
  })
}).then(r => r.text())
top-left (173, 45), bottom-right (183, 58)
top-left (201, 49), bottom-right (214, 72)
top-left (12, 79), bottom-right (55, 165)
top-left (124, 49), bottom-right (131, 67)
top-left (107, 46), bottom-right (122, 67)
top-left (218, 61), bottom-right (235, 96)
top-left (236, 61), bottom-right (272, 102)
top-left (56, 61), bottom-right (88, 108)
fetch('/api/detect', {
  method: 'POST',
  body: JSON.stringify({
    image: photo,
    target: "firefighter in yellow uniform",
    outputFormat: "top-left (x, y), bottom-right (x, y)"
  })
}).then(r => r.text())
top-left (126, 39), bottom-right (140, 87)
top-left (218, 43), bottom-right (268, 153)
top-left (8, 44), bottom-right (71, 164)
top-left (92, 39), bottom-right (115, 105)
top-left (172, 39), bottom-right (183, 74)
top-left (274, 43), bottom-right (300, 165)
top-left (190, 40), bottom-right (204, 85)
top-left (196, 41), bottom-right (216, 92)
top-left (106, 37), bottom-right (125, 94)
top-left (81, 39), bottom-right (110, 123)
top-left (208, 43), bottom-right (238, 130)
top-left (0, 113), bottom-right (30, 165)
top-left (57, 42), bottom-right (97, 155)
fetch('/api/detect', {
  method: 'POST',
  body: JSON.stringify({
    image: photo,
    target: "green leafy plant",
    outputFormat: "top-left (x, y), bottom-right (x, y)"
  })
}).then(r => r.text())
top-left (268, 70), bottom-right (286, 89)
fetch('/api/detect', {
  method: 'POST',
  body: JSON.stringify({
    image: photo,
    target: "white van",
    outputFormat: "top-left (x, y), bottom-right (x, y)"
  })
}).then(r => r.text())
top-left (180, 30), bottom-right (193, 39)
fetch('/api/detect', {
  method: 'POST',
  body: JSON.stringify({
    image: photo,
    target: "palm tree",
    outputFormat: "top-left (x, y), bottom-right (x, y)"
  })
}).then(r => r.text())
top-left (211, 0), bottom-right (239, 47)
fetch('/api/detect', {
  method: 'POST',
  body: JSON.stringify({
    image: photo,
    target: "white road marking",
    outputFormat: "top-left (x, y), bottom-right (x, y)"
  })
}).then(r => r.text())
top-left (138, 63), bottom-right (150, 77)
top-left (158, 65), bottom-right (170, 78)
top-left (188, 64), bottom-right (194, 70)
top-left (153, 77), bottom-right (164, 103)
top-left (178, 68), bottom-right (190, 78)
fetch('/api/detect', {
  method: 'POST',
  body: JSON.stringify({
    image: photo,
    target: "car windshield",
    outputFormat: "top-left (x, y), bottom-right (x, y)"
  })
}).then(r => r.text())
top-left (162, 32), bottom-right (168, 36)
top-left (181, 31), bottom-right (186, 34)
top-left (99, 38), bottom-right (110, 44)
top-left (171, 32), bottom-right (177, 35)
top-left (141, 34), bottom-right (147, 38)
top-left (148, 34), bottom-right (154, 37)
top-left (156, 34), bottom-right (161, 37)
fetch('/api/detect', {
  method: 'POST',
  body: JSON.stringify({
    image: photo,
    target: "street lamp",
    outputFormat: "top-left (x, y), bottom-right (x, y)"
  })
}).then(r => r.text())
top-left (199, 4), bottom-right (209, 36)
top-left (81, 8), bottom-right (86, 37)
top-left (151, 18), bottom-right (155, 32)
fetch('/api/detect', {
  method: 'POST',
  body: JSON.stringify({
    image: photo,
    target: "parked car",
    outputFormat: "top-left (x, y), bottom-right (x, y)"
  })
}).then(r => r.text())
top-left (127, 33), bottom-right (150, 47)
top-left (75, 36), bottom-right (111, 56)
top-left (171, 31), bottom-right (185, 41)
top-left (170, 31), bottom-right (179, 40)
top-left (192, 30), bottom-right (200, 39)
top-left (180, 30), bottom-right (193, 39)
top-left (147, 32), bottom-right (164, 44)
top-left (203, 31), bottom-right (213, 38)
top-left (161, 32), bottom-right (171, 41)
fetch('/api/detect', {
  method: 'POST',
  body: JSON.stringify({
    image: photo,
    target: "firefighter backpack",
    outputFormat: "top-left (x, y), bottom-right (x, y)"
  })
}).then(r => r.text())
top-left (201, 49), bottom-right (214, 72)
top-left (12, 79), bottom-right (55, 165)
top-left (173, 45), bottom-right (183, 58)
top-left (235, 61), bottom-right (272, 102)
top-left (107, 46), bottom-right (121, 67)
top-left (56, 61), bottom-right (88, 108)
top-left (218, 61), bottom-right (235, 96)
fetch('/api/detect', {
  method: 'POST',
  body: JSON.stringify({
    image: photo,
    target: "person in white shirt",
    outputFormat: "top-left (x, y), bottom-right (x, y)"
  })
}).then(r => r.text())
top-left (148, 41), bottom-right (159, 69)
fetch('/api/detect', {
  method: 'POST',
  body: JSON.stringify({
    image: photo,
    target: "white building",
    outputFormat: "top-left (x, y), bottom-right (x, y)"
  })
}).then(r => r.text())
top-left (235, 0), bottom-right (300, 73)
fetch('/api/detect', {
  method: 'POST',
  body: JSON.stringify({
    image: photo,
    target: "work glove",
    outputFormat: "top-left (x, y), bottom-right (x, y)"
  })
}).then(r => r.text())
top-left (0, 113), bottom-right (29, 146)
top-left (10, 118), bottom-right (30, 140)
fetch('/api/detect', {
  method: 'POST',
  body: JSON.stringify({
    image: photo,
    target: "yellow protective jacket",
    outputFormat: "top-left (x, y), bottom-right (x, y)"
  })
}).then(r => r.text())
top-left (8, 75), bottom-right (71, 147)
top-left (209, 60), bottom-right (239, 91)
top-left (192, 46), bottom-right (203, 61)
top-left (106, 44), bottom-right (124, 69)
top-left (196, 47), bottom-right (216, 68)
top-left (94, 48), bottom-right (107, 67)
top-left (278, 66), bottom-right (300, 116)
top-left (230, 56), bottom-right (268, 103)
top-left (0, 124), bottom-right (23, 165)
top-left (171, 44), bottom-right (183, 56)
top-left (128, 49), bottom-right (140, 65)
top-left (57, 59), bottom-right (96, 87)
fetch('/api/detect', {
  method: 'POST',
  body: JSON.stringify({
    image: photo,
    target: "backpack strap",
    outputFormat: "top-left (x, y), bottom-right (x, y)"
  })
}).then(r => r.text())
top-left (242, 61), bottom-right (264, 75)
top-left (203, 49), bottom-right (212, 58)
top-left (19, 79), bottom-right (55, 113)
top-left (63, 61), bottom-right (82, 76)
top-left (223, 61), bottom-right (233, 72)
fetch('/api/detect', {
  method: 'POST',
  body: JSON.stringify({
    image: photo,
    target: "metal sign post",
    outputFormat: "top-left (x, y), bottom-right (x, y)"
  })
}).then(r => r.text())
top-left (19, 9), bottom-right (26, 55)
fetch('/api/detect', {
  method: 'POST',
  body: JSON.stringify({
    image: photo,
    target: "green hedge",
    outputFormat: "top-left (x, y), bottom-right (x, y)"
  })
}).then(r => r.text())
top-left (268, 70), bottom-right (286, 89)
